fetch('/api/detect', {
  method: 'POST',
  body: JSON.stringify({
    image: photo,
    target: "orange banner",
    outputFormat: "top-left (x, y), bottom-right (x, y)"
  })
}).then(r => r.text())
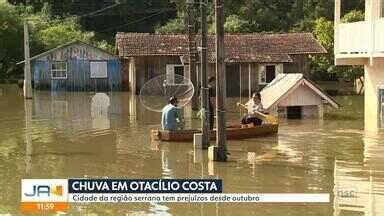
top-left (21, 202), bottom-right (69, 212)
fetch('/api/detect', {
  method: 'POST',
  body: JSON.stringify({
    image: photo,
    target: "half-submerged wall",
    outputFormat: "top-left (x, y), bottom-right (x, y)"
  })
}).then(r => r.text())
top-left (31, 41), bottom-right (121, 92)
top-left (365, 59), bottom-right (384, 130)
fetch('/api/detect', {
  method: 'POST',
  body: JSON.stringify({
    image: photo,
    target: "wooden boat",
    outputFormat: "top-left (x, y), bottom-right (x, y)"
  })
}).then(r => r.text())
top-left (151, 123), bottom-right (278, 142)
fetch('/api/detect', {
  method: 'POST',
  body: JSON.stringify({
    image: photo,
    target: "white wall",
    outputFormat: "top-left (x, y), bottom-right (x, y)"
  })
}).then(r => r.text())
top-left (302, 105), bottom-right (320, 118)
top-left (279, 84), bottom-right (323, 107)
top-left (364, 59), bottom-right (384, 131)
top-left (276, 105), bottom-right (321, 119)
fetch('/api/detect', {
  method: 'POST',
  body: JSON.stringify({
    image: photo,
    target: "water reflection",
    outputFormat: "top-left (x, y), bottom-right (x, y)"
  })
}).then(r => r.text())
top-left (24, 100), bottom-right (33, 175)
top-left (0, 84), bottom-right (383, 215)
top-left (91, 93), bottom-right (110, 130)
top-left (333, 132), bottom-right (384, 216)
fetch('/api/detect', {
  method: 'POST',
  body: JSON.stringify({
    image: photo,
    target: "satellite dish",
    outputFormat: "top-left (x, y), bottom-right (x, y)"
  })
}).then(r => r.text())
top-left (139, 74), bottom-right (194, 112)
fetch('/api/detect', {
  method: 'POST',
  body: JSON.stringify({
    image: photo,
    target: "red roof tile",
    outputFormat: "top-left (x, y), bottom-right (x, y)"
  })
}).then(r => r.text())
top-left (116, 32), bottom-right (326, 63)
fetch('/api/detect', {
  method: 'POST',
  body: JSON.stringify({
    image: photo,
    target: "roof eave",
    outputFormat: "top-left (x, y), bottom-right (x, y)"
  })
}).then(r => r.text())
top-left (262, 76), bottom-right (339, 110)
top-left (18, 40), bottom-right (117, 65)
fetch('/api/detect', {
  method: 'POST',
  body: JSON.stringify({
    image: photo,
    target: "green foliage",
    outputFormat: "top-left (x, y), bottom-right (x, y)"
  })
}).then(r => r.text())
top-left (36, 17), bottom-right (95, 49)
top-left (324, 95), bottom-right (364, 120)
top-left (94, 40), bottom-right (115, 54)
top-left (310, 17), bottom-right (334, 79)
top-left (1, 0), bottom-right (369, 81)
top-left (156, 12), bottom-right (185, 34)
top-left (0, 1), bottom-right (115, 78)
top-left (224, 15), bottom-right (250, 33)
top-left (0, 1), bottom-right (23, 78)
top-left (291, 18), bottom-right (315, 32)
top-left (341, 9), bottom-right (365, 23)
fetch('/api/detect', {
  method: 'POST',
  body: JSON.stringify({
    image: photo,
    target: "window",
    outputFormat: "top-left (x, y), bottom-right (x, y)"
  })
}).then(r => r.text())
top-left (259, 64), bottom-right (283, 85)
top-left (265, 65), bottom-right (277, 83)
top-left (90, 61), bottom-right (108, 78)
top-left (174, 66), bottom-right (184, 78)
top-left (51, 62), bottom-right (67, 79)
top-left (166, 64), bottom-right (185, 85)
top-left (259, 65), bottom-right (276, 85)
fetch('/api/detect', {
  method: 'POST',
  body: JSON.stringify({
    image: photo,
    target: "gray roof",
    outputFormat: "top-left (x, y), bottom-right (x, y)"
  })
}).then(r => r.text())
top-left (17, 40), bottom-right (116, 64)
top-left (260, 73), bottom-right (339, 109)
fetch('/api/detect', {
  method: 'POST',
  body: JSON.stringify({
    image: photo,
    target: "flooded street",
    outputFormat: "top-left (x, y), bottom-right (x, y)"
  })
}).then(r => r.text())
top-left (0, 84), bottom-right (383, 215)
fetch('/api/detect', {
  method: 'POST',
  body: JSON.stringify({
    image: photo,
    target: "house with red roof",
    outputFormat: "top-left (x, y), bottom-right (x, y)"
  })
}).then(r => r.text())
top-left (116, 33), bottom-right (326, 97)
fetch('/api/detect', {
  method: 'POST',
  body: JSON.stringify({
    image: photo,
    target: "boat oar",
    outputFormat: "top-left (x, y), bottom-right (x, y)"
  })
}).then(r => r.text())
top-left (236, 103), bottom-right (278, 124)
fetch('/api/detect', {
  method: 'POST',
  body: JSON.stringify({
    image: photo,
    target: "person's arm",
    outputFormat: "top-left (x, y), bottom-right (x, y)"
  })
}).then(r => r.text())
top-left (174, 107), bottom-right (184, 129)
top-left (161, 111), bottom-right (166, 130)
top-left (257, 103), bottom-right (267, 113)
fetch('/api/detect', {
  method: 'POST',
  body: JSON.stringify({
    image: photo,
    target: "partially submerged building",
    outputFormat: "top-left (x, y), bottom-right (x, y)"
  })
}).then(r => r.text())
top-left (25, 40), bottom-right (121, 91)
top-left (334, 0), bottom-right (384, 130)
top-left (261, 74), bottom-right (339, 119)
top-left (116, 33), bottom-right (326, 96)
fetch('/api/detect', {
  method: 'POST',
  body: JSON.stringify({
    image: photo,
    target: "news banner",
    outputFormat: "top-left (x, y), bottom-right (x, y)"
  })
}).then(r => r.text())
top-left (21, 179), bottom-right (330, 212)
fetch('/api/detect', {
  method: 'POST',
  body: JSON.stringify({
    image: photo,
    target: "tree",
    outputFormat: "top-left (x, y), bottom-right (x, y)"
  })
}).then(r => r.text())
top-left (224, 15), bottom-right (250, 33)
top-left (155, 12), bottom-right (185, 34)
top-left (36, 17), bottom-right (94, 49)
top-left (156, 8), bottom-right (251, 34)
top-left (310, 17), bottom-right (334, 80)
top-left (0, 1), bottom-right (23, 78)
top-left (0, 1), bottom-right (117, 79)
top-left (8, 0), bottom-right (178, 35)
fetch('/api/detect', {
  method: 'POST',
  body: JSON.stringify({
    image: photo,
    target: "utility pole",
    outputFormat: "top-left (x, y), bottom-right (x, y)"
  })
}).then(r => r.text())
top-left (186, 0), bottom-right (199, 110)
top-left (209, 0), bottom-right (227, 161)
top-left (24, 20), bottom-right (33, 99)
top-left (200, 0), bottom-right (209, 149)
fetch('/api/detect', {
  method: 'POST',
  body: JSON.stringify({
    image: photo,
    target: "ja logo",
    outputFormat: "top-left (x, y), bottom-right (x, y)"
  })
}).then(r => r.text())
top-left (24, 185), bottom-right (63, 197)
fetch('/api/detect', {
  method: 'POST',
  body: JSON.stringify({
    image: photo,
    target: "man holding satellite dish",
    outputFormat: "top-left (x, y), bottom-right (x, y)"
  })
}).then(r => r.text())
top-left (161, 97), bottom-right (184, 130)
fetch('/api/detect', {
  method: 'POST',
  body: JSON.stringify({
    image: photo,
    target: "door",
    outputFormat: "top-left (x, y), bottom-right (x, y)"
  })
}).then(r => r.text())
top-left (226, 64), bottom-right (240, 97)
top-left (266, 65), bottom-right (276, 83)
top-left (287, 106), bottom-right (302, 119)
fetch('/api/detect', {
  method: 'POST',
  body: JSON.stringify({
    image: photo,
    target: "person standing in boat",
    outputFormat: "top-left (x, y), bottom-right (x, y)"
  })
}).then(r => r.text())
top-left (161, 97), bottom-right (183, 130)
top-left (238, 92), bottom-right (266, 126)
top-left (207, 76), bottom-right (216, 130)
top-left (197, 77), bottom-right (215, 129)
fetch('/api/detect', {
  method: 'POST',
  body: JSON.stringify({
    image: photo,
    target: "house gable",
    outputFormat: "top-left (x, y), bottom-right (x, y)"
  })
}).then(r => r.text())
top-left (31, 41), bottom-right (116, 62)
top-left (261, 73), bottom-right (339, 109)
top-left (279, 84), bottom-right (323, 107)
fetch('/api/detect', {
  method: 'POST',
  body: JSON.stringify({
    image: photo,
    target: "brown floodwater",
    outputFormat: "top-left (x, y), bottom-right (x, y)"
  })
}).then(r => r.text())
top-left (0, 84), bottom-right (383, 215)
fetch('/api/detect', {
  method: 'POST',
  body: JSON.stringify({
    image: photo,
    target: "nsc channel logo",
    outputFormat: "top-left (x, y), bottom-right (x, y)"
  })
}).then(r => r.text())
top-left (21, 179), bottom-right (69, 212)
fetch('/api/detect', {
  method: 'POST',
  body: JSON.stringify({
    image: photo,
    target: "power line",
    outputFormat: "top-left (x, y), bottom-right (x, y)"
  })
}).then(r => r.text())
top-left (78, 3), bottom-right (123, 18)
top-left (98, 9), bottom-right (171, 33)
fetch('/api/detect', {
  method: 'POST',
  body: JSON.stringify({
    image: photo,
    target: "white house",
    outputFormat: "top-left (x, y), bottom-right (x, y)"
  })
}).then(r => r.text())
top-left (334, 0), bottom-right (384, 131)
top-left (261, 74), bottom-right (339, 119)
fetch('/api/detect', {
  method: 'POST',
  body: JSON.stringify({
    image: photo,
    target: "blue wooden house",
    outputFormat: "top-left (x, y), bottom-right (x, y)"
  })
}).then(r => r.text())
top-left (28, 40), bottom-right (121, 91)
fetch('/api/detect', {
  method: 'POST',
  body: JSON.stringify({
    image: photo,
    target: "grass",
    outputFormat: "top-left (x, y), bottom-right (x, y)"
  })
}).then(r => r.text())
top-left (324, 95), bottom-right (364, 121)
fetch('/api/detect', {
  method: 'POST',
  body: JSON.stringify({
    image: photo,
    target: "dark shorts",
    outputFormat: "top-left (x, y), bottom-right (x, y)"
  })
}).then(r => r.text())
top-left (209, 102), bottom-right (214, 130)
top-left (241, 115), bottom-right (262, 126)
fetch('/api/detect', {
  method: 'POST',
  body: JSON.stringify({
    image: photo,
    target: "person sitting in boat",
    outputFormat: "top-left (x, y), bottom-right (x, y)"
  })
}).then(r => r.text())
top-left (161, 97), bottom-right (183, 131)
top-left (238, 92), bottom-right (267, 126)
